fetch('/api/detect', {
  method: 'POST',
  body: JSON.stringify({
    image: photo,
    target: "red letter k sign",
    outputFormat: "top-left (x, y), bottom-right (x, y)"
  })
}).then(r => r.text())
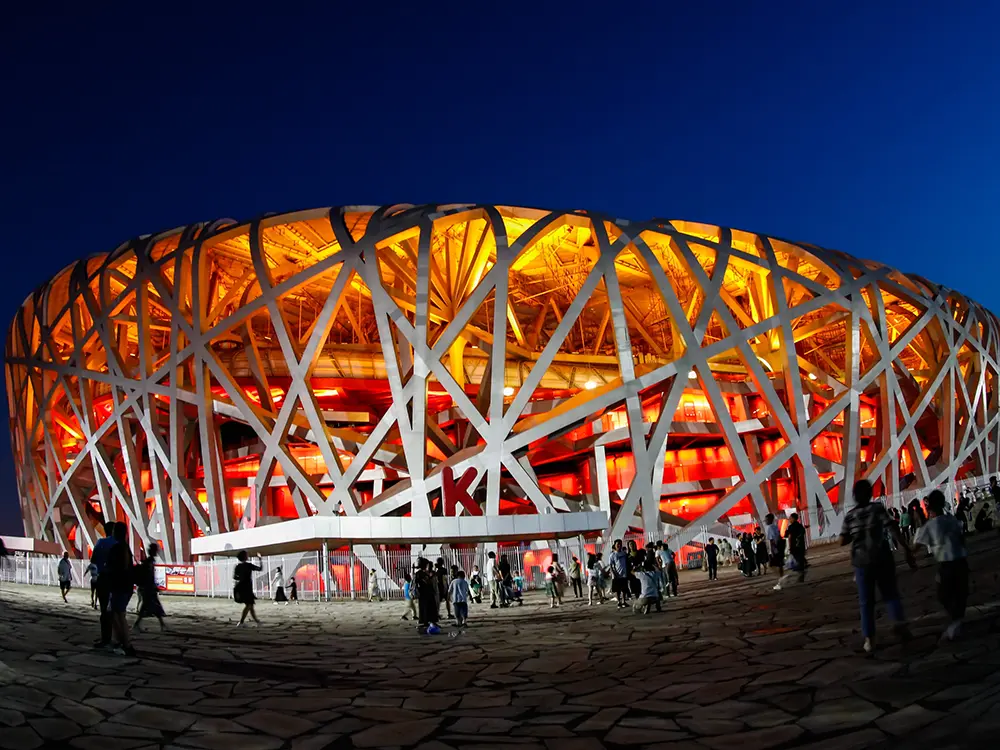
top-left (443, 466), bottom-right (482, 516)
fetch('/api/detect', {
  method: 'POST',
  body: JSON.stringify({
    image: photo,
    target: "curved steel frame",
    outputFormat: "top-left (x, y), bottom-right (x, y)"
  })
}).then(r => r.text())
top-left (7, 205), bottom-right (1000, 562)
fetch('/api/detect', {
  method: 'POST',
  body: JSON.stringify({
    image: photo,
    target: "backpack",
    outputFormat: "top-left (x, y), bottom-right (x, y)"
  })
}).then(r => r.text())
top-left (851, 505), bottom-right (888, 567)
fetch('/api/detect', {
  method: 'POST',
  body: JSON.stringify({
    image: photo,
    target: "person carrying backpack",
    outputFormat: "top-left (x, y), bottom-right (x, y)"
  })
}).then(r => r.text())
top-left (840, 479), bottom-right (916, 655)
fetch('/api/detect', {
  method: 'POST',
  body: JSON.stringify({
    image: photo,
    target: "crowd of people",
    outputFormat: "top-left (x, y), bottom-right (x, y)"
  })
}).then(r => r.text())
top-left (76, 519), bottom-right (166, 656)
top-left (38, 472), bottom-right (996, 652)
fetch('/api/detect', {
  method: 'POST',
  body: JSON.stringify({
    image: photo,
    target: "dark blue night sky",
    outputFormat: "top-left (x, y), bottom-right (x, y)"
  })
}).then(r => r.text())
top-left (2, 2), bottom-right (998, 534)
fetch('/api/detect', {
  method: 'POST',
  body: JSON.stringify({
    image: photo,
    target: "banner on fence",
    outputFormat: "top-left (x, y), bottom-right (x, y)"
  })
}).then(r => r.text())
top-left (155, 564), bottom-right (195, 594)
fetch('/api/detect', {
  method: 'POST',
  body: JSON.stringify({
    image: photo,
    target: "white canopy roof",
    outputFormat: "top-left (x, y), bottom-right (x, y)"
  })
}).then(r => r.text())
top-left (190, 511), bottom-right (608, 557)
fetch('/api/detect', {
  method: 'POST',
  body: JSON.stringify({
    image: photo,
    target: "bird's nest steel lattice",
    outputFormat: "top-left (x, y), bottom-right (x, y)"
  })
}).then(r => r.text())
top-left (7, 205), bottom-right (1000, 562)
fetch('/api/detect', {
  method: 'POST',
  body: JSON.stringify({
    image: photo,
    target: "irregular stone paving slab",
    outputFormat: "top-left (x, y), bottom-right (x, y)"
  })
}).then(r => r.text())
top-left (235, 708), bottom-right (319, 738)
top-left (798, 697), bottom-right (884, 733)
top-left (3, 537), bottom-right (1000, 749)
top-left (111, 704), bottom-right (199, 731)
top-left (0, 727), bottom-right (43, 750)
top-left (29, 716), bottom-right (83, 740)
top-left (351, 717), bottom-right (442, 747)
top-left (876, 704), bottom-right (946, 736)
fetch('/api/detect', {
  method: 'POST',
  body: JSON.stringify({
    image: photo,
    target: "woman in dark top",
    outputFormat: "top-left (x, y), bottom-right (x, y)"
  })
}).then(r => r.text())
top-left (105, 523), bottom-right (136, 656)
top-left (415, 558), bottom-right (439, 631)
top-left (434, 558), bottom-right (452, 619)
top-left (133, 542), bottom-right (166, 632)
top-left (754, 531), bottom-right (768, 575)
top-left (741, 533), bottom-right (756, 576)
top-left (234, 550), bottom-right (262, 627)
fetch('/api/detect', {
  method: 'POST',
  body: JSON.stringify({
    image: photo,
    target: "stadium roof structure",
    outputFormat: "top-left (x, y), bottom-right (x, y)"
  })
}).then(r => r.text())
top-left (7, 205), bottom-right (999, 561)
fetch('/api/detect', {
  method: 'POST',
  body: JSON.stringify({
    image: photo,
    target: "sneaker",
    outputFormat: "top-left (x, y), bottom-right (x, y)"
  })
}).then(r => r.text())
top-left (772, 583), bottom-right (783, 591)
top-left (863, 638), bottom-right (874, 654)
top-left (112, 646), bottom-right (126, 656)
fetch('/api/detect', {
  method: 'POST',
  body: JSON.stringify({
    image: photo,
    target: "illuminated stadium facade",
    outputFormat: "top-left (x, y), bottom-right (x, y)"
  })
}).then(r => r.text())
top-left (7, 205), bottom-right (1000, 563)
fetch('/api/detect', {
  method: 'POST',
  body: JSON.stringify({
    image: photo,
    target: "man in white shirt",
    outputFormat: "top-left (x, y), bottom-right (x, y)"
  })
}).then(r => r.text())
top-left (915, 490), bottom-right (968, 641)
top-left (485, 551), bottom-right (499, 608)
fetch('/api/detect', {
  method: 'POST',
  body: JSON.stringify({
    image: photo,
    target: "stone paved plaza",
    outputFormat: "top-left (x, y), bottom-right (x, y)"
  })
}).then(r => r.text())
top-left (2, 539), bottom-right (1000, 750)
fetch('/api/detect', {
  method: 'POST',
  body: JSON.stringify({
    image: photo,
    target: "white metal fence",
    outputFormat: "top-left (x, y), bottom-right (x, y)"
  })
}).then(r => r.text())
top-left (5, 474), bottom-right (998, 596)
top-left (0, 555), bottom-right (91, 587)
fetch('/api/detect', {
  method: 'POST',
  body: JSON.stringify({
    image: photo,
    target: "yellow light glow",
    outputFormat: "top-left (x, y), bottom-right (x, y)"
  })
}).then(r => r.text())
top-left (503, 386), bottom-right (515, 397)
top-left (584, 381), bottom-right (597, 390)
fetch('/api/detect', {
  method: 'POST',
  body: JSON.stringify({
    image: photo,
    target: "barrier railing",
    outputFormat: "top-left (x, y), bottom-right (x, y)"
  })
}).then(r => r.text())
top-left (4, 473), bottom-right (997, 596)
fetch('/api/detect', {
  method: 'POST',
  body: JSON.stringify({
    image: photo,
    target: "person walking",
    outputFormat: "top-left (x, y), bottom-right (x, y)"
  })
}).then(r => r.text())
top-left (271, 567), bottom-right (289, 604)
top-left (550, 553), bottom-right (566, 605)
top-left (569, 555), bottom-right (584, 599)
top-left (754, 529), bottom-right (769, 576)
top-left (90, 520), bottom-right (117, 649)
top-left (401, 571), bottom-right (417, 621)
top-left (105, 523), bottom-right (136, 656)
top-left (664, 544), bottom-right (679, 597)
top-left (608, 539), bottom-right (630, 609)
top-left (449, 570), bottom-right (471, 626)
top-left (415, 558), bottom-right (440, 632)
top-left (85, 561), bottom-right (99, 609)
top-left (841, 479), bottom-right (915, 654)
top-left (133, 542), bottom-right (166, 632)
top-left (57, 552), bottom-right (73, 603)
top-left (367, 568), bottom-right (382, 602)
top-left (654, 541), bottom-right (670, 596)
top-left (288, 576), bottom-right (299, 603)
top-left (486, 551), bottom-right (500, 609)
top-left (586, 553), bottom-right (605, 605)
top-left (765, 514), bottom-right (786, 590)
top-left (705, 538), bottom-right (719, 581)
top-left (434, 558), bottom-right (452, 619)
top-left (915, 490), bottom-right (968, 641)
top-left (783, 512), bottom-right (808, 582)
top-left (233, 550), bottom-right (262, 627)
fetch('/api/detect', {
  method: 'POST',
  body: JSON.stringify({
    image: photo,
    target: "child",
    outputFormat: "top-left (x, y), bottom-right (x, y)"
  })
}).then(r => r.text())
top-left (449, 569), bottom-right (471, 627)
top-left (545, 565), bottom-right (559, 608)
top-left (469, 566), bottom-right (483, 603)
top-left (705, 537), bottom-right (719, 580)
top-left (288, 576), bottom-right (298, 603)
top-left (401, 572), bottom-right (417, 621)
top-left (634, 562), bottom-right (662, 614)
top-left (915, 489), bottom-right (968, 641)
